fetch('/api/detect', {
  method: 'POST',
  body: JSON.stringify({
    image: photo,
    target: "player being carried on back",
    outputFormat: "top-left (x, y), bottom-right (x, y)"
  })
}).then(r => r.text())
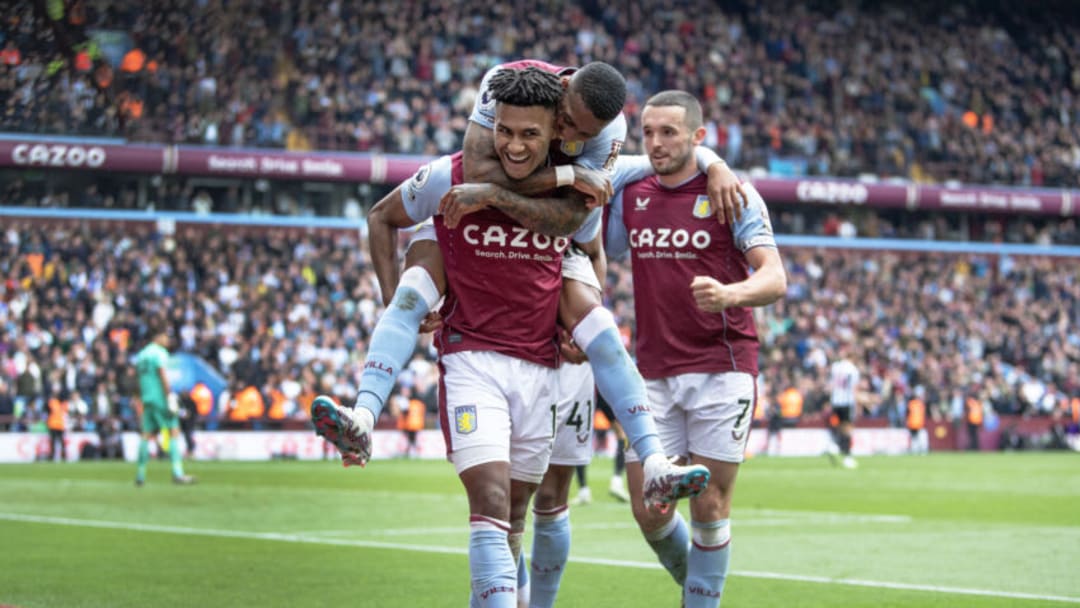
top-left (311, 60), bottom-right (747, 512)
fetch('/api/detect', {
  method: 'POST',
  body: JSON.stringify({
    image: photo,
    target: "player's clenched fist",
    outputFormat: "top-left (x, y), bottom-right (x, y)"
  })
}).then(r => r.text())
top-left (690, 275), bottom-right (736, 312)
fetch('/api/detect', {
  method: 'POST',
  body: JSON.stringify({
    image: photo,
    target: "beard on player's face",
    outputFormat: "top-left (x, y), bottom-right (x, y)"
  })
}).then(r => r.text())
top-left (650, 138), bottom-right (694, 175)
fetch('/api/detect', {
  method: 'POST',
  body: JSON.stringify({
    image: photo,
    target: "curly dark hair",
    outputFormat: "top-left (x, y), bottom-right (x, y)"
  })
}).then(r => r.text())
top-left (487, 67), bottom-right (564, 110)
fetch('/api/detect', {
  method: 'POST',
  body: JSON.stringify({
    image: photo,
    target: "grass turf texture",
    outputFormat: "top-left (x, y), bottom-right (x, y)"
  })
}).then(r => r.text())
top-left (1, 452), bottom-right (1077, 607)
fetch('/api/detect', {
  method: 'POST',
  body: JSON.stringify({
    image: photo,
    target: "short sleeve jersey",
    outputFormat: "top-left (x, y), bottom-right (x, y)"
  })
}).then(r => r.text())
top-left (605, 158), bottom-right (777, 378)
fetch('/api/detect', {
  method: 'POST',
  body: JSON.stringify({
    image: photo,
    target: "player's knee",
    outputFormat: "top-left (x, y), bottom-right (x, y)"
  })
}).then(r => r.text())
top-left (533, 479), bottom-right (570, 510)
top-left (690, 490), bottom-right (730, 522)
top-left (393, 266), bottom-right (442, 312)
top-left (629, 489), bottom-right (667, 528)
top-left (469, 483), bottom-right (510, 518)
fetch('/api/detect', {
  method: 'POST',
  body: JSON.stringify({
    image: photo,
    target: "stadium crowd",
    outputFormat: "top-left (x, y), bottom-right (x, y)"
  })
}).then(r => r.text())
top-left (0, 220), bottom-right (441, 435)
top-left (2, 0), bottom-right (1079, 187)
top-left (1, 219), bottom-right (1077, 440)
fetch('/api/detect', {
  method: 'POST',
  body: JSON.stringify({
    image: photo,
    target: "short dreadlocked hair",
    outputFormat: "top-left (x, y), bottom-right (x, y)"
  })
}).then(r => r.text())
top-left (568, 62), bottom-right (626, 122)
top-left (487, 67), bottom-right (564, 111)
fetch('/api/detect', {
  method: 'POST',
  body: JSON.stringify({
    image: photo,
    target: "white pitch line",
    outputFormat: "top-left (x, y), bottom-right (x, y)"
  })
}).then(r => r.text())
top-left (583, 501), bottom-right (916, 524)
top-left (2, 512), bottom-right (1077, 605)
top-left (745, 509), bottom-right (913, 524)
top-left (292, 517), bottom-right (900, 538)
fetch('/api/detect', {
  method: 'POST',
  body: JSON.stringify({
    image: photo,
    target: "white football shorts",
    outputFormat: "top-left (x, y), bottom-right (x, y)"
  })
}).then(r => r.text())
top-left (625, 371), bottom-right (757, 464)
top-left (439, 350), bottom-right (557, 484)
top-left (549, 361), bottom-right (596, 466)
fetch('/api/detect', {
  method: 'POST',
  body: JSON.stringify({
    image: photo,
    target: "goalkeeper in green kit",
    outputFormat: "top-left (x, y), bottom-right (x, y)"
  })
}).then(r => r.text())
top-left (134, 323), bottom-right (195, 486)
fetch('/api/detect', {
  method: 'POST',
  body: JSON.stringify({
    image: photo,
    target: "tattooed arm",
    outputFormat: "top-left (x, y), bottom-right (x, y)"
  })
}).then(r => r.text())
top-left (439, 181), bottom-right (590, 237)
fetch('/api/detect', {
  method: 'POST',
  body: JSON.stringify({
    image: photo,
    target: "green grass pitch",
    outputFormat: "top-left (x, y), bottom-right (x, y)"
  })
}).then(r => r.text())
top-left (1, 452), bottom-right (1078, 607)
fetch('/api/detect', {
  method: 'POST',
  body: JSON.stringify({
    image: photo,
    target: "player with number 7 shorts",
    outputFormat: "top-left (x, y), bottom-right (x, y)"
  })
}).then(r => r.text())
top-left (604, 90), bottom-right (788, 608)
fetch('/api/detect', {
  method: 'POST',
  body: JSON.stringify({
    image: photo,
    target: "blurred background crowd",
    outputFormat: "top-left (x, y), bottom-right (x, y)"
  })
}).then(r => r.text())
top-left (1, 0), bottom-right (1079, 445)
top-left (1, 219), bottom-right (1077, 443)
top-left (2, 0), bottom-right (1079, 187)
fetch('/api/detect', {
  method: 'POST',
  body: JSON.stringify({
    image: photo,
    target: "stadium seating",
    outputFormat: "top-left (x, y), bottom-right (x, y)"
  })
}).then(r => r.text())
top-left (1, 216), bottom-right (1076, 439)
top-left (1, 0), bottom-right (1078, 186)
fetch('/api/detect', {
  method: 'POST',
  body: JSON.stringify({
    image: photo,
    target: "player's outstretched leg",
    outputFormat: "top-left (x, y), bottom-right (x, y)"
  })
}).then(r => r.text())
top-left (311, 262), bottom-right (442, 466)
top-left (353, 266), bottom-right (442, 422)
top-left (570, 307), bottom-right (663, 462)
top-left (310, 395), bottom-right (374, 466)
top-left (570, 306), bottom-right (710, 506)
top-left (135, 435), bottom-right (149, 486)
top-left (168, 430), bottom-right (194, 484)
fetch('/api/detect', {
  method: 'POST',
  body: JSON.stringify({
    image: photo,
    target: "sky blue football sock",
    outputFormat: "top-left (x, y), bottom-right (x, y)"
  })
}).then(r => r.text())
top-left (355, 267), bottom-right (440, 419)
top-left (529, 506), bottom-right (571, 608)
top-left (516, 549), bottom-right (529, 607)
top-left (684, 519), bottom-right (731, 608)
top-left (573, 307), bottom-right (662, 461)
top-left (469, 516), bottom-right (517, 608)
top-left (645, 510), bottom-right (691, 585)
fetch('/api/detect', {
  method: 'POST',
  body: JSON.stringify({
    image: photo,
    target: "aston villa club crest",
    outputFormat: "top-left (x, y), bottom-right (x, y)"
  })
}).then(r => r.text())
top-left (692, 195), bottom-right (712, 218)
top-left (406, 164), bottom-right (430, 201)
top-left (560, 140), bottom-right (584, 156)
top-left (455, 405), bottom-right (478, 434)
